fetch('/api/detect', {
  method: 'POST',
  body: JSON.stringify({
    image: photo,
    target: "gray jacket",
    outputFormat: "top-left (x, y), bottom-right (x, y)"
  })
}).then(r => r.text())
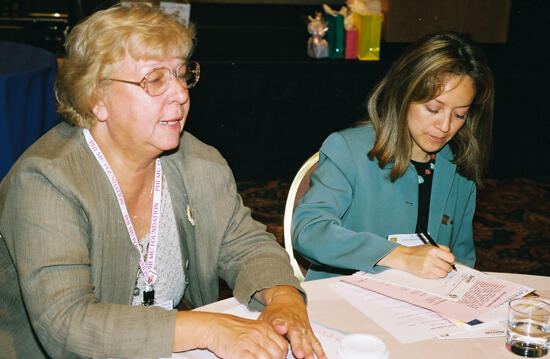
top-left (0, 122), bottom-right (301, 359)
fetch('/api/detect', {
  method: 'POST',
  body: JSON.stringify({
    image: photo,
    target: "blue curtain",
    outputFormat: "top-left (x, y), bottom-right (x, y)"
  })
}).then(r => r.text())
top-left (0, 41), bottom-right (59, 180)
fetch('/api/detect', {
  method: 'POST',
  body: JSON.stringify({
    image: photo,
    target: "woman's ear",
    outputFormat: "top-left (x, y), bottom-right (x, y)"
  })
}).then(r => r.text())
top-left (92, 100), bottom-right (108, 123)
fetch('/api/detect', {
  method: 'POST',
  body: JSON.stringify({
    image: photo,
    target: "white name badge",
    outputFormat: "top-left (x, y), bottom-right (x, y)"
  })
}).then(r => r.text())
top-left (388, 233), bottom-right (424, 247)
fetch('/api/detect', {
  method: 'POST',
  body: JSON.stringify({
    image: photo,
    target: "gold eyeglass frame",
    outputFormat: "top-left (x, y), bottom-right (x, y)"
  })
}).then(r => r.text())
top-left (109, 61), bottom-right (200, 96)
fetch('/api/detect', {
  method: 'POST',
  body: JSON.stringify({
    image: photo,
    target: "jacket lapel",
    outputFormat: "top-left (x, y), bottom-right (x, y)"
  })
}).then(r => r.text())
top-left (429, 145), bottom-right (456, 239)
top-left (161, 156), bottom-right (199, 303)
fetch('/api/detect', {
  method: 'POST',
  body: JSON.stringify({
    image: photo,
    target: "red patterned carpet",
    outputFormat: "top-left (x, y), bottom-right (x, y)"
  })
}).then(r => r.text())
top-left (236, 177), bottom-right (550, 277)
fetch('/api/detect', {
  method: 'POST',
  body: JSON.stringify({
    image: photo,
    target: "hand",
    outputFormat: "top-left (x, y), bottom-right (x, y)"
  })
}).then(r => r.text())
top-left (377, 244), bottom-right (455, 278)
top-left (257, 286), bottom-right (327, 359)
top-left (173, 311), bottom-right (289, 359)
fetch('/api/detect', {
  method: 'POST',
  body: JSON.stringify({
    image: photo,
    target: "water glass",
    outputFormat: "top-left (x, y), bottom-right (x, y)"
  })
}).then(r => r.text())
top-left (506, 297), bottom-right (550, 357)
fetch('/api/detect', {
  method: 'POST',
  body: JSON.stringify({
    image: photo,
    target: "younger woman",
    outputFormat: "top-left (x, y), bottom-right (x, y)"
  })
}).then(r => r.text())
top-left (292, 32), bottom-right (494, 280)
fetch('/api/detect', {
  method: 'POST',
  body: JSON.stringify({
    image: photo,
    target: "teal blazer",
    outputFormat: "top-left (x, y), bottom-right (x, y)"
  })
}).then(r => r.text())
top-left (292, 124), bottom-right (476, 280)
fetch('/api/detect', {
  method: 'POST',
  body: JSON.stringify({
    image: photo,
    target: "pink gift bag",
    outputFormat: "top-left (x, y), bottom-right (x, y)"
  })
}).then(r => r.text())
top-left (345, 29), bottom-right (358, 59)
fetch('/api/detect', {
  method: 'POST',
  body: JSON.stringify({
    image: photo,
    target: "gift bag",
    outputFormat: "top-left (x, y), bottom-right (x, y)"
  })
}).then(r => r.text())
top-left (344, 29), bottom-right (358, 59)
top-left (322, 5), bottom-right (344, 59)
top-left (342, 7), bottom-right (358, 60)
top-left (354, 12), bottom-right (382, 61)
top-left (347, 0), bottom-right (382, 61)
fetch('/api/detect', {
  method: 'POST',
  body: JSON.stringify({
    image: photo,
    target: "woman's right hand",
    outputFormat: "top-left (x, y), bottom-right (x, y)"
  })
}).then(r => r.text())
top-left (173, 311), bottom-right (289, 359)
top-left (377, 244), bottom-right (455, 278)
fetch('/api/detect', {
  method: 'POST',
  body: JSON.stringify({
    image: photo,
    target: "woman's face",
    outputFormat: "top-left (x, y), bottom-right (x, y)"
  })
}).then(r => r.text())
top-left (92, 55), bottom-right (190, 159)
top-left (407, 75), bottom-right (475, 162)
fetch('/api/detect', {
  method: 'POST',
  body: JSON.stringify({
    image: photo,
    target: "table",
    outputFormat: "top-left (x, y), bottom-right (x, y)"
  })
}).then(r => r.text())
top-left (0, 41), bottom-right (59, 180)
top-left (173, 272), bottom-right (550, 359)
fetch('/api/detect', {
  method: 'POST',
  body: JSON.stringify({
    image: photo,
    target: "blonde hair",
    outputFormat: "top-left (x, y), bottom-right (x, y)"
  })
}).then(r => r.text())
top-left (366, 32), bottom-right (494, 186)
top-left (55, 3), bottom-right (195, 127)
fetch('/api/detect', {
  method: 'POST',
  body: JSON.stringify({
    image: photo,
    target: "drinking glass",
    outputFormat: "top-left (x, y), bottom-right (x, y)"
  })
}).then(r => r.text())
top-left (506, 297), bottom-right (550, 357)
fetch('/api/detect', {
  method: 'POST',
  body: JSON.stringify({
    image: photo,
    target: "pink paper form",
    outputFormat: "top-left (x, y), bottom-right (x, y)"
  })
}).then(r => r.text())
top-left (342, 274), bottom-right (525, 323)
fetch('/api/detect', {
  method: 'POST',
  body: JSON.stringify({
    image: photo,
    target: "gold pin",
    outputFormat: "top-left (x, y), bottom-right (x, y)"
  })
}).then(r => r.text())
top-left (186, 205), bottom-right (195, 226)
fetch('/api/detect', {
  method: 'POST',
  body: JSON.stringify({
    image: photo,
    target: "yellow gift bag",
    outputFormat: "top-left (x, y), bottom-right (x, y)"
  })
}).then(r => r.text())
top-left (353, 12), bottom-right (382, 61)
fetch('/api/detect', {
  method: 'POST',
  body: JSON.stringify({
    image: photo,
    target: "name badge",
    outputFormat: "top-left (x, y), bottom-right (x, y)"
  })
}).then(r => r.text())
top-left (388, 233), bottom-right (424, 247)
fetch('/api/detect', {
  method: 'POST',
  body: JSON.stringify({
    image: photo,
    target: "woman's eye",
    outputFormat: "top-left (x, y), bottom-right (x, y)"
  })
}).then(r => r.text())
top-left (455, 111), bottom-right (469, 119)
top-left (147, 73), bottom-right (164, 84)
top-left (426, 107), bottom-right (439, 114)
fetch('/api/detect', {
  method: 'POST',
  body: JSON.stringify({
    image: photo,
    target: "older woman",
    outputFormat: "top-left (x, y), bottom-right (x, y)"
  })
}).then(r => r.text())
top-left (0, 4), bottom-right (325, 359)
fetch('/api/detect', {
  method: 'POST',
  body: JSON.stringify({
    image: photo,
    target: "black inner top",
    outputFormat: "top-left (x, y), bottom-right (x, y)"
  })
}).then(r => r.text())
top-left (411, 159), bottom-right (434, 233)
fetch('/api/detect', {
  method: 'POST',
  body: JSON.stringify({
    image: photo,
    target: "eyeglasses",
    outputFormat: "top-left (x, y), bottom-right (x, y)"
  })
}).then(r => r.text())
top-left (108, 61), bottom-right (200, 96)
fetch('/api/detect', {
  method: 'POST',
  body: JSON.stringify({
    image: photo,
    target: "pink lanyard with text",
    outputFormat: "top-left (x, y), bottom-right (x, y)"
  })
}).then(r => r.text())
top-left (83, 128), bottom-right (162, 286)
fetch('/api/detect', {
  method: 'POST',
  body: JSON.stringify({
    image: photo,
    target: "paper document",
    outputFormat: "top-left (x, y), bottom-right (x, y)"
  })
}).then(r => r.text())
top-left (359, 264), bottom-right (507, 301)
top-left (171, 304), bottom-right (345, 359)
top-left (333, 281), bottom-right (462, 343)
top-left (333, 281), bottom-right (523, 342)
top-left (342, 271), bottom-right (532, 323)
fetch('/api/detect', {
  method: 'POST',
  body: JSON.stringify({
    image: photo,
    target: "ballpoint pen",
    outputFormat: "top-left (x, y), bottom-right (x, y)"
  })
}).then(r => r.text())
top-left (418, 231), bottom-right (458, 271)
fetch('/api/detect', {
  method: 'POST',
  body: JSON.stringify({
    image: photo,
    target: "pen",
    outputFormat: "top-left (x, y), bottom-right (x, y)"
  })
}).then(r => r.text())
top-left (418, 231), bottom-right (458, 271)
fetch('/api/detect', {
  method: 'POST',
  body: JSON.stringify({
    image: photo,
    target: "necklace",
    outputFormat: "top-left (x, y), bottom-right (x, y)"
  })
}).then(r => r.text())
top-left (412, 153), bottom-right (436, 184)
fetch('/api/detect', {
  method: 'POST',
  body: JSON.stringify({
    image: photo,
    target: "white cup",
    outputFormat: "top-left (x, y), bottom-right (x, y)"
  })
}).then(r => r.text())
top-left (337, 333), bottom-right (389, 359)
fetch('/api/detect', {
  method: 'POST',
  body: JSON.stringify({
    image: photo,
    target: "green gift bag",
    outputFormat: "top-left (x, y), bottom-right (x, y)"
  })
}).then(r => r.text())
top-left (354, 12), bottom-right (382, 61)
top-left (322, 11), bottom-right (345, 59)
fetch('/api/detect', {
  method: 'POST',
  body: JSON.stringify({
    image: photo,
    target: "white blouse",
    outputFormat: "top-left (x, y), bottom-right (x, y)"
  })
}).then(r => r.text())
top-left (131, 177), bottom-right (186, 307)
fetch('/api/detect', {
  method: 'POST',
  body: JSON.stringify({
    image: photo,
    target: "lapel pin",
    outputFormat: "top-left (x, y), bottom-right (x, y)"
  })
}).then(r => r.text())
top-left (186, 205), bottom-right (195, 226)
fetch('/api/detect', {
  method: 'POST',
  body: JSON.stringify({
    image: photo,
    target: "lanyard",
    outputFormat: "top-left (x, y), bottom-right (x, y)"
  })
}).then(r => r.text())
top-left (83, 128), bottom-right (162, 286)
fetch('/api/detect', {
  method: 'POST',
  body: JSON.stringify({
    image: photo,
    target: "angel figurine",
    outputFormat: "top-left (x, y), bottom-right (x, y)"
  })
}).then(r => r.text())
top-left (307, 13), bottom-right (329, 59)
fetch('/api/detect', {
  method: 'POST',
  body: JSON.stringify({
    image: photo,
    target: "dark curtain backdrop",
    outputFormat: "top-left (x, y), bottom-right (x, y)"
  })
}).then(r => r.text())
top-left (185, 0), bottom-right (550, 180)
top-left (2, 0), bottom-right (549, 181)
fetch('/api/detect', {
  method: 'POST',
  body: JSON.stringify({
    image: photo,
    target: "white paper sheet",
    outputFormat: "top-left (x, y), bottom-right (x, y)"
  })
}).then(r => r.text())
top-left (438, 322), bottom-right (506, 340)
top-left (334, 280), bottom-right (521, 342)
top-left (332, 282), bottom-right (463, 343)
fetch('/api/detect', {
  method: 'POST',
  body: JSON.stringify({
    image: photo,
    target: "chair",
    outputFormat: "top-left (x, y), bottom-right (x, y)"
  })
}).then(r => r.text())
top-left (283, 152), bottom-right (319, 282)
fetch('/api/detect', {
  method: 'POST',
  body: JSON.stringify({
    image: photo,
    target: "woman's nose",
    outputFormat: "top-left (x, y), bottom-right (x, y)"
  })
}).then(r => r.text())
top-left (435, 112), bottom-right (451, 133)
top-left (170, 77), bottom-right (190, 104)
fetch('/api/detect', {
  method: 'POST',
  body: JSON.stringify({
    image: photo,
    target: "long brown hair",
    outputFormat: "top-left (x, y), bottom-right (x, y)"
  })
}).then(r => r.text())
top-left (366, 32), bottom-right (494, 186)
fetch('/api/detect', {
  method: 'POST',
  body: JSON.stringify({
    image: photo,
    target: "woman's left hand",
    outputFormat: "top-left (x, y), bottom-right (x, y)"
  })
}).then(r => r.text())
top-left (258, 286), bottom-right (327, 359)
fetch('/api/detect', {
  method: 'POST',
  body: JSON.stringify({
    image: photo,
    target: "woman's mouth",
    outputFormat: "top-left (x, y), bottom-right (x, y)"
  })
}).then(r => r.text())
top-left (428, 135), bottom-right (445, 143)
top-left (160, 120), bottom-right (179, 125)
